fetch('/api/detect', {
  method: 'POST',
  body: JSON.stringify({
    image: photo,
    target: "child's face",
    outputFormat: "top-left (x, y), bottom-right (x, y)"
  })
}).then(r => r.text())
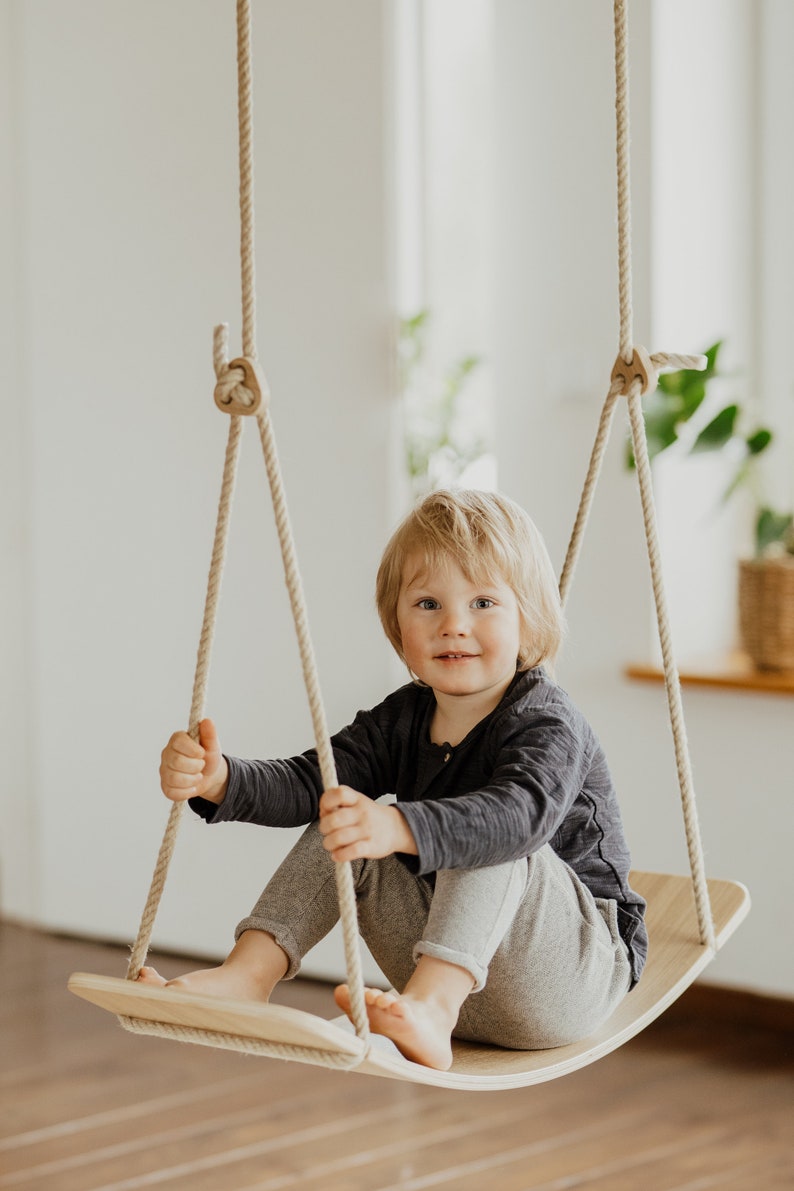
top-left (396, 554), bottom-right (521, 703)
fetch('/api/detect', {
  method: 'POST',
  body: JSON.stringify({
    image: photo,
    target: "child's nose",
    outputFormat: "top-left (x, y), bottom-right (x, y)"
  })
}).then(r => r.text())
top-left (440, 607), bottom-right (470, 635)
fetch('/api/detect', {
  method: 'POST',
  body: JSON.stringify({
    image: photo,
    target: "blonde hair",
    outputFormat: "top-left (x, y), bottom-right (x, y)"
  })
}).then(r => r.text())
top-left (376, 488), bottom-right (565, 671)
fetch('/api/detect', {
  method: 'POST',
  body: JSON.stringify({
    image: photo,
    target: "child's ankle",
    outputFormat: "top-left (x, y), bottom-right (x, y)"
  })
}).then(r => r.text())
top-left (405, 956), bottom-right (476, 1016)
top-left (226, 930), bottom-right (289, 995)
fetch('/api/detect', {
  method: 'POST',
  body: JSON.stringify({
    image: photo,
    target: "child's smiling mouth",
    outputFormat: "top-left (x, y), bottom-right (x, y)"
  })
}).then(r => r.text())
top-left (435, 652), bottom-right (478, 660)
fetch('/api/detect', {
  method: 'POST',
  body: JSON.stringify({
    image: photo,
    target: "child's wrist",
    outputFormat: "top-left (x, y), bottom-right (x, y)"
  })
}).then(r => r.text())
top-left (389, 806), bottom-right (417, 855)
top-left (204, 758), bottom-right (229, 804)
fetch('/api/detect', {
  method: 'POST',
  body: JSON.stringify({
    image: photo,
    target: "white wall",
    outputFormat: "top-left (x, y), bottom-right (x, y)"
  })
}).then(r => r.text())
top-left (758, 1), bottom-right (794, 514)
top-left (493, 0), bottom-right (792, 998)
top-left (651, 0), bottom-right (757, 661)
top-left (1, 0), bottom-right (397, 981)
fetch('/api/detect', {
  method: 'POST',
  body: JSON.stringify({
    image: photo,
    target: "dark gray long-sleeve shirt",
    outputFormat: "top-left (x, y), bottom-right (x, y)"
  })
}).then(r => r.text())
top-left (191, 668), bottom-right (648, 985)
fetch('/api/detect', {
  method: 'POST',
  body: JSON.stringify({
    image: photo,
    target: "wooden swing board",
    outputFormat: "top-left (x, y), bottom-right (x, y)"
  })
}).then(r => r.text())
top-left (68, 871), bottom-right (749, 1091)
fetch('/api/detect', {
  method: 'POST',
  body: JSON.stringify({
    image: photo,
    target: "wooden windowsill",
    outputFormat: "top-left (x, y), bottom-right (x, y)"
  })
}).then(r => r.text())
top-left (626, 652), bottom-right (794, 695)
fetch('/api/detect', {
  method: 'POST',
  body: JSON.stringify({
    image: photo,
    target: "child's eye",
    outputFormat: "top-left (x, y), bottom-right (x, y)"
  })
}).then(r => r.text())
top-left (417, 598), bottom-right (440, 610)
top-left (472, 598), bottom-right (495, 609)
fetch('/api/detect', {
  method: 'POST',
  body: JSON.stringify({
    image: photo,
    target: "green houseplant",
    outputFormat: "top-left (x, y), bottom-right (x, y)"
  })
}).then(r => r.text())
top-left (633, 341), bottom-right (794, 669)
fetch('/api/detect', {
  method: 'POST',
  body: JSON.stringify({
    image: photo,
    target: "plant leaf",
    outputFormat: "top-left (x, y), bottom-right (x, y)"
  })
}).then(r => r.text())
top-left (657, 370), bottom-right (685, 396)
top-left (678, 378), bottom-right (708, 419)
top-left (756, 507), bottom-right (794, 556)
top-left (746, 427), bottom-right (773, 456)
top-left (641, 411), bottom-right (680, 465)
top-left (401, 310), bottom-right (429, 336)
top-left (703, 340), bottom-right (723, 375)
top-left (691, 404), bottom-right (739, 453)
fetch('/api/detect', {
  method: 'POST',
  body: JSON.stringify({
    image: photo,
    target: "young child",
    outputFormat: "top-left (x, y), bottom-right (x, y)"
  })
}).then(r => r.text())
top-left (138, 488), bottom-right (647, 1070)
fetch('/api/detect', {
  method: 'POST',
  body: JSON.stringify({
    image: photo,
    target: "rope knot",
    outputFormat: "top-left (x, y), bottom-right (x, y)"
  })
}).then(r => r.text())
top-left (610, 345), bottom-right (657, 397)
top-left (213, 324), bottom-right (269, 416)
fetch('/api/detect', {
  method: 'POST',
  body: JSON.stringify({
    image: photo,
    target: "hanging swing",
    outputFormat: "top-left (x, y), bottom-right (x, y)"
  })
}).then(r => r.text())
top-left (69, 0), bottom-right (749, 1091)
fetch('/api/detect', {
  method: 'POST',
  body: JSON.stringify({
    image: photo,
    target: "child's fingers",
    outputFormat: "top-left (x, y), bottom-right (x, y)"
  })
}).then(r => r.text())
top-left (320, 785), bottom-right (360, 815)
top-left (165, 731), bottom-right (205, 760)
top-left (162, 769), bottom-right (201, 793)
top-left (322, 823), bottom-right (361, 849)
top-left (318, 806), bottom-right (360, 839)
top-left (198, 718), bottom-right (220, 754)
top-left (163, 754), bottom-right (205, 776)
top-left (160, 767), bottom-right (202, 801)
top-left (158, 724), bottom-right (228, 803)
top-left (160, 730), bottom-right (205, 798)
top-left (160, 741), bottom-right (205, 775)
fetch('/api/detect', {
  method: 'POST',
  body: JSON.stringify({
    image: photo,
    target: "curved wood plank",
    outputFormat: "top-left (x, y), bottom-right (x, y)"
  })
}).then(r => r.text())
top-left (68, 872), bottom-right (750, 1091)
top-left (67, 972), bottom-right (362, 1056)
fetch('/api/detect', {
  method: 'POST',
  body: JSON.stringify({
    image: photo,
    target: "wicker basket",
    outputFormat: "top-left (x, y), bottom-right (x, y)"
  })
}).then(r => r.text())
top-left (738, 555), bottom-right (794, 671)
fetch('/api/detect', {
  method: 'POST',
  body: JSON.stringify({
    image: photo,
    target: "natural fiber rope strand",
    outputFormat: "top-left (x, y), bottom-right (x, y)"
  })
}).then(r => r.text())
top-left (612, 0), bottom-right (713, 947)
top-left (560, 0), bottom-right (714, 948)
top-left (559, 385), bottom-right (622, 607)
top-left (119, 1015), bottom-right (367, 1069)
top-left (561, 376), bottom-right (715, 948)
top-left (254, 406), bottom-right (370, 1043)
top-left (237, 0), bottom-right (256, 358)
top-left (613, 0), bottom-right (633, 359)
top-left (125, 0), bottom-right (370, 1044)
top-left (626, 386), bottom-right (716, 949)
top-left (233, 0), bottom-right (369, 1043)
top-left (238, 0), bottom-right (366, 1018)
top-left (126, 410), bottom-right (244, 980)
top-left (559, 352), bottom-right (706, 605)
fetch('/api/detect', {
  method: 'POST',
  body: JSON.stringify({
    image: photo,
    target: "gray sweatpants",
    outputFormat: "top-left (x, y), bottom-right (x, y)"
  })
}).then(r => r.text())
top-left (236, 821), bottom-right (632, 1050)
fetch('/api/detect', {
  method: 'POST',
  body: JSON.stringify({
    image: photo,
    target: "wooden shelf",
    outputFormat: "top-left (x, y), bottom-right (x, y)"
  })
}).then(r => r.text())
top-left (626, 653), bottom-right (794, 695)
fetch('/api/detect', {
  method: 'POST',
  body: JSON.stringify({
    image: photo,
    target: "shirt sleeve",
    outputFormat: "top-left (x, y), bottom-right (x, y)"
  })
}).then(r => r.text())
top-left (396, 703), bottom-right (593, 874)
top-left (188, 700), bottom-right (401, 827)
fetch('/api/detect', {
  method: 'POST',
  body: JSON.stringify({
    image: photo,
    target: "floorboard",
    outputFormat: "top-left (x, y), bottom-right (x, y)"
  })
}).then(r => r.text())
top-left (1, 922), bottom-right (791, 1191)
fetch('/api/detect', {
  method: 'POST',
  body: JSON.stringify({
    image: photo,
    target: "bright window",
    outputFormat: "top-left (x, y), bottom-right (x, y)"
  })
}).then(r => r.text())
top-left (392, 0), bottom-right (496, 498)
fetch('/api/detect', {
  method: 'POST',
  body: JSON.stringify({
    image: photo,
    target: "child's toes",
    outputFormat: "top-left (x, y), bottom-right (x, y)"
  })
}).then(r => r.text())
top-left (365, 986), bottom-right (393, 1008)
top-left (384, 994), bottom-right (408, 1019)
top-left (333, 983), bottom-right (352, 1013)
top-left (136, 966), bottom-right (167, 987)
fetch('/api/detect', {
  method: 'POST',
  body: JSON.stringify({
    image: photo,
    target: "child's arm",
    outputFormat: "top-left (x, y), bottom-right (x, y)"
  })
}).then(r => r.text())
top-left (178, 688), bottom-right (413, 830)
top-left (319, 786), bottom-right (417, 863)
top-left (395, 702), bottom-right (594, 874)
top-left (160, 718), bottom-right (228, 805)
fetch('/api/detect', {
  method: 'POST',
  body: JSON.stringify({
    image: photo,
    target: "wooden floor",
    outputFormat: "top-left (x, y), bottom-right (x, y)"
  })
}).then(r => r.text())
top-left (1, 923), bottom-right (791, 1191)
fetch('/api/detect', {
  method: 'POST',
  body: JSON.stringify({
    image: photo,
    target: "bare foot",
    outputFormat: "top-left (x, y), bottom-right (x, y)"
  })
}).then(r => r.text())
top-left (135, 963), bottom-right (268, 1001)
top-left (134, 931), bottom-right (289, 1003)
top-left (334, 983), bottom-right (454, 1070)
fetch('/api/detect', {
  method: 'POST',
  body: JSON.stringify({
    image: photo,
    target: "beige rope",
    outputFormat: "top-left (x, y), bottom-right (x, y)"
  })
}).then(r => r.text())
top-left (125, 0), bottom-right (371, 1052)
top-left (613, 0), bottom-right (633, 360)
top-left (559, 351), bottom-right (707, 606)
top-left (561, 0), bottom-right (715, 949)
top-left (231, 0), bottom-right (368, 1043)
top-left (126, 402), bottom-right (243, 980)
top-left (626, 384), bottom-right (715, 948)
top-left (119, 1015), bottom-right (370, 1070)
top-left (236, 0), bottom-right (256, 359)
top-left (559, 385), bottom-right (621, 607)
top-left (253, 407), bottom-right (370, 1038)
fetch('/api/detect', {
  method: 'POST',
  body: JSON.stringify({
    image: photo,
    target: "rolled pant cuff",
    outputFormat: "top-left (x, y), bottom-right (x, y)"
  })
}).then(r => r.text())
top-left (234, 916), bottom-right (302, 981)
